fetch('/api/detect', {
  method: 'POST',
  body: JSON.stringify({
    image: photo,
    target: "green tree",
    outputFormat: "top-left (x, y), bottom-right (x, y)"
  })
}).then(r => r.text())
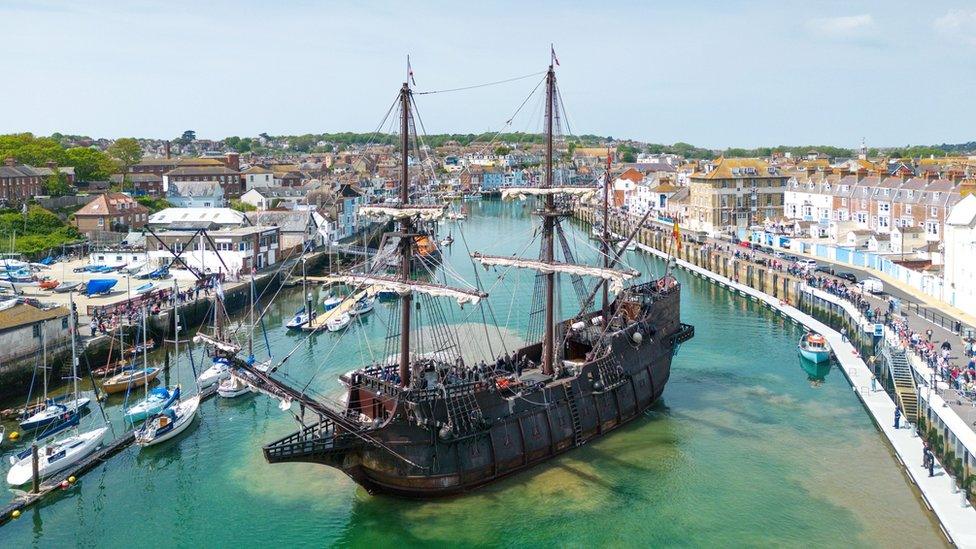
top-left (64, 147), bottom-right (116, 181)
top-left (44, 169), bottom-right (71, 197)
top-left (229, 199), bottom-right (256, 212)
top-left (135, 196), bottom-right (172, 214)
top-left (494, 145), bottom-right (511, 156)
top-left (178, 130), bottom-right (196, 145)
top-left (0, 133), bottom-right (66, 165)
top-left (107, 138), bottom-right (142, 191)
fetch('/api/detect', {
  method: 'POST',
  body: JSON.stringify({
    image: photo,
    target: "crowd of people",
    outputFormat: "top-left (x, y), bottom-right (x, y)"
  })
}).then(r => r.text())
top-left (88, 275), bottom-right (224, 335)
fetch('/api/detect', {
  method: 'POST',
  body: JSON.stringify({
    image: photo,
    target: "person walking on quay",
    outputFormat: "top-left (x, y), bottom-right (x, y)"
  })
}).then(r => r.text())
top-left (926, 328), bottom-right (933, 342)
top-left (894, 407), bottom-right (901, 429)
top-left (870, 372), bottom-right (877, 392)
top-left (927, 449), bottom-right (936, 478)
top-left (841, 327), bottom-right (848, 343)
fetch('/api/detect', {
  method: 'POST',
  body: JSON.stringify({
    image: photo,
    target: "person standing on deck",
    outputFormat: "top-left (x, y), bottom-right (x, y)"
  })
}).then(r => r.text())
top-left (894, 407), bottom-right (901, 429)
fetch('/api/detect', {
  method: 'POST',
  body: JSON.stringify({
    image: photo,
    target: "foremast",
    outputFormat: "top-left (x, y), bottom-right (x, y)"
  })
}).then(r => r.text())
top-left (541, 64), bottom-right (557, 376)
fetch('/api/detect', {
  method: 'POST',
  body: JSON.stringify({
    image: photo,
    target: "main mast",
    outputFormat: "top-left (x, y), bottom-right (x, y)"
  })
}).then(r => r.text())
top-left (398, 82), bottom-right (412, 387)
top-left (541, 64), bottom-right (556, 376)
top-left (602, 150), bottom-right (611, 317)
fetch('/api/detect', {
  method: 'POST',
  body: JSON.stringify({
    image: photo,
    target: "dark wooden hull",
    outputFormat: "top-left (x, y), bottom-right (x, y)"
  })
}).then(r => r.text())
top-left (263, 285), bottom-right (691, 498)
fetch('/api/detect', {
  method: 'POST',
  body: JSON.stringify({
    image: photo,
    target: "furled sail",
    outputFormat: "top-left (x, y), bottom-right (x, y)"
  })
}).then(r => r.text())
top-left (193, 333), bottom-right (242, 354)
top-left (470, 253), bottom-right (639, 293)
top-left (358, 204), bottom-right (446, 221)
top-left (318, 274), bottom-right (486, 306)
top-left (501, 186), bottom-right (598, 202)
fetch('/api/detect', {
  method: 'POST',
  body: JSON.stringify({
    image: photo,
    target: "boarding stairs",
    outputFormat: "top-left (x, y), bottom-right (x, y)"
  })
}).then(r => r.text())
top-left (885, 347), bottom-right (919, 423)
top-left (563, 383), bottom-right (584, 447)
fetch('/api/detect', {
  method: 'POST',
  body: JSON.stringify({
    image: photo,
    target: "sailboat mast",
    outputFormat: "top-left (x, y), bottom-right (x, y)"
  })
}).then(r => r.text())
top-left (41, 329), bottom-right (47, 400)
top-left (398, 82), bottom-right (412, 387)
top-left (142, 303), bottom-right (149, 395)
top-left (248, 270), bottom-right (254, 361)
top-left (173, 280), bottom-right (179, 387)
top-left (541, 64), bottom-right (556, 376)
top-left (69, 292), bottom-right (78, 406)
top-left (602, 150), bottom-right (611, 316)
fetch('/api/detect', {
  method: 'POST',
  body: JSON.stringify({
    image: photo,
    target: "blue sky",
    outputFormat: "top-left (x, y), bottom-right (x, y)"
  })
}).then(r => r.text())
top-left (3, 0), bottom-right (975, 148)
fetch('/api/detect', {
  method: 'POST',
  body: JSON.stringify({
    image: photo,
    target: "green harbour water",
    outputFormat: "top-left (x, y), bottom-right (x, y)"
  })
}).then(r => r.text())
top-left (0, 199), bottom-right (945, 547)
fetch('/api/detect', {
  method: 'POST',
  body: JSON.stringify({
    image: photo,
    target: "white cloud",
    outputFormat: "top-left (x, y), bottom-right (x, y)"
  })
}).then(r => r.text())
top-left (806, 14), bottom-right (876, 39)
top-left (934, 9), bottom-right (976, 46)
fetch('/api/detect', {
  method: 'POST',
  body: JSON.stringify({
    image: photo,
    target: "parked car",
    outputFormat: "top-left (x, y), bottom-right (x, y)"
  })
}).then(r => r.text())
top-left (796, 259), bottom-right (818, 270)
top-left (738, 241), bottom-right (753, 249)
top-left (836, 272), bottom-right (857, 283)
top-left (772, 251), bottom-right (786, 259)
top-left (783, 254), bottom-right (800, 262)
top-left (814, 264), bottom-right (834, 275)
top-left (857, 277), bottom-right (884, 294)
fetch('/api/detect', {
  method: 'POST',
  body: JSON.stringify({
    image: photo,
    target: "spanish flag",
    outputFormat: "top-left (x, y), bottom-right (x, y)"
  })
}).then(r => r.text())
top-left (672, 220), bottom-right (682, 251)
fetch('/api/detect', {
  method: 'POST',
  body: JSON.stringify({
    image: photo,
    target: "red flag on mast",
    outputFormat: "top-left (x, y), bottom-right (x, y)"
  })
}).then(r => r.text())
top-left (551, 45), bottom-right (560, 66)
top-left (407, 55), bottom-right (416, 86)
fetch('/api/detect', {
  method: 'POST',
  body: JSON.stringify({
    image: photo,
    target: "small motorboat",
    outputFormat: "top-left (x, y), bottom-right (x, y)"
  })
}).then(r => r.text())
top-left (322, 294), bottom-right (342, 311)
top-left (798, 333), bottom-right (831, 363)
top-left (125, 260), bottom-right (147, 274)
top-left (38, 278), bottom-right (60, 290)
top-left (350, 297), bottom-right (374, 316)
top-left (327, 313), bottom-right (351, 332)
top-left (217, 374), bottom-right (250, 398)
top-left (53, 281), bottom-right (82, 293)
top-left (134, 396), bottom-right (200, 447)
top-left (124, 386), bottom-right (180, 422)
top-left (197, 358), bottom-right (231, 388)
top-left (439, 234), bottom-right (454, 247)
top-left (618, 241), bottom-right (637, 252)
top-left (6, 427), bottom-right (108, 486)
top-left (285, 308), bottom-right (309, 330)
top-left (101, 367), bottom-right (161, 394)
top-left (149, 266), bottom-right (170, 279)
top-left (86, 278), bottom-right (118, 296)
top-left (134, 282), bottom-right (155, 295)
top-left (281, 277), bottom-right (300, 288)
top-left (134, 265), bottom-right (155, 279)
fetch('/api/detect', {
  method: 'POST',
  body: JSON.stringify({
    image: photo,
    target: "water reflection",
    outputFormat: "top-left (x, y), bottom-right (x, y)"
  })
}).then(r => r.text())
top-left (799, 355), bottom-right (832, 386)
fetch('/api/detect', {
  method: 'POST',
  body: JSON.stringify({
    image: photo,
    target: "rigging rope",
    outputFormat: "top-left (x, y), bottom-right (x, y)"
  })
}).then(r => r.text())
top-left (414, 71), bottom-right (546, 95)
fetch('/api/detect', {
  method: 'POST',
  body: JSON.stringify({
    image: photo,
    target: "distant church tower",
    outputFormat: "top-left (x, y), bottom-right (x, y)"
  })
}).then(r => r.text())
top-left (858, 137), bottom-right (867, 160)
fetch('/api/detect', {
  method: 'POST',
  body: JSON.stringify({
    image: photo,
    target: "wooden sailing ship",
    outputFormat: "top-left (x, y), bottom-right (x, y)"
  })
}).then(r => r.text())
top-left (226, 59), bottom-right (694, 497)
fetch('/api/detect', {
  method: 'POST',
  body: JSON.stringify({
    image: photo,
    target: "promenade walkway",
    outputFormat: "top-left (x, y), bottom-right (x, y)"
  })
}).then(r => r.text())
top-left (630, 236), bottom-right (976, 548)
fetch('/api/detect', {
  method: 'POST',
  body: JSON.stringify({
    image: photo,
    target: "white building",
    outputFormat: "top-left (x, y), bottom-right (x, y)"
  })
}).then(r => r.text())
top-left (943, 194), bottom-right (976, 314)
top-left (243, 166), bottom-right (274, 190)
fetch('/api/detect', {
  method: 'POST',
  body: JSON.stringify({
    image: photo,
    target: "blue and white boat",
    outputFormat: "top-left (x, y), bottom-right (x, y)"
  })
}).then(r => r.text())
top-left (134, 282), bottom-right (155, 294)
top-left (124, 386), bottom-right (180, 422)
top-left (19, 396), bottom-right (91, 431)
top-left (322, 294), bottom-right (342, 311)
top-left (285, 307), bottom-right (309, 330)
top-left (350, 297), bottom-right (375, 316)
top-left (798, 333), bottom-right (831, 363)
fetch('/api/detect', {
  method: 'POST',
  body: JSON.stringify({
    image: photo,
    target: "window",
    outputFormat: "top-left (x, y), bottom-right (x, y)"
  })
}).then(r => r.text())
top-left (97, 218), bottom-right (104, 227)
top-left (841, 198), bottom-right (848, 206)
top-left (930, 207), bottom-right (938, 217)
top-left (62, 318), bottom-right (68, 329)
top-left (905, 205), bottom-right (911, 215)
top-left (33, 324), bottom-right (41, 338)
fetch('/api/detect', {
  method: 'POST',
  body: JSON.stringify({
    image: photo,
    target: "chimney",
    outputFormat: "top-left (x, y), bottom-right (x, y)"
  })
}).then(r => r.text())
top-left (225, 152), bottom-right (240, 172)
top-left (46, 160), bottom-right (57, 169)
top-left (4, 157), bottom-right (15, 167)
top-left (164, 141), bottom-right (171, 159)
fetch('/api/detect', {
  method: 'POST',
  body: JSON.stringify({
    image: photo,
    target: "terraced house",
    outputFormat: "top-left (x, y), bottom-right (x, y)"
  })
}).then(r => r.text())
top-left (0, 158), bottom-right (74, 206)
top-left (688, 158), bottom-right (789, 234)
top-left (786, 174), bottom-right (962, 242)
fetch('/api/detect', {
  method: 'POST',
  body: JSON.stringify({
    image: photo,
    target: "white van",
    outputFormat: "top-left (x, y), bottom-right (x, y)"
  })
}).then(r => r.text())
top-left (857, 277), bottom-right (884, 294)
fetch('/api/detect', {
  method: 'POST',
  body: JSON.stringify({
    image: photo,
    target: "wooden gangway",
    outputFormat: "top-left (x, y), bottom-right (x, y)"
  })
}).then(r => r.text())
top-left (301, 278), bottom-right (379, 332)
